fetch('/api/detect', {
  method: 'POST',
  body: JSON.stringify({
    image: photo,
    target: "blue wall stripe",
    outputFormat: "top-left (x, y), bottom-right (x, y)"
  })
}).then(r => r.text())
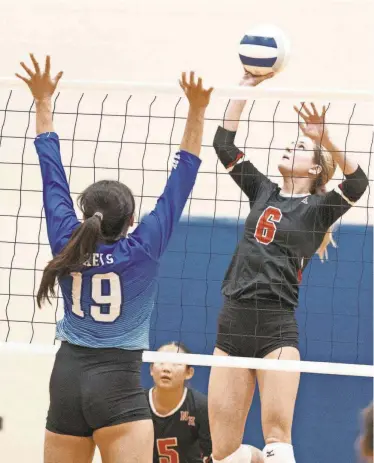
top-left (144, 219), bottom-right (373, 463)
top-left (240, 35), bottom-right (277, 48)
top-left (239, 54), bottom-right (277, 67)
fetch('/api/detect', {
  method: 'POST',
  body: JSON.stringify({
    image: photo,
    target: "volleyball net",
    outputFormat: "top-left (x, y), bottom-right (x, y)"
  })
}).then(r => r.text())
top-left (0, 79), bottom-right (373, 379)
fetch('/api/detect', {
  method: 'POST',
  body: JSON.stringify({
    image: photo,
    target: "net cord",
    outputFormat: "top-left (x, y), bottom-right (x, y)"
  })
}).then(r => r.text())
top-left (0, 77), bottom-right (372, 102)
top-left (0, 342), bottom-right (373, 377)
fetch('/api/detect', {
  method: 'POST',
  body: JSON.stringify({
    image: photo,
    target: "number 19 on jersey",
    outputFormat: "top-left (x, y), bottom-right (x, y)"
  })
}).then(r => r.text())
top-left (71, 272), bottom-right (122, 322)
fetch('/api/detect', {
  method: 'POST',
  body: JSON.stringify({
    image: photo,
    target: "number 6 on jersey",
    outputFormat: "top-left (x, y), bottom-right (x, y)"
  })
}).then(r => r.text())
top-left (255, 206), bottom-right (282, 245)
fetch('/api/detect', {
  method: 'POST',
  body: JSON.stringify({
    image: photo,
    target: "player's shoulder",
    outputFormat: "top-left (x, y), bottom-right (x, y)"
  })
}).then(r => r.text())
top-left (252, 179), bottom-right (278, 203)
top-left (144, 388), bottom-right (151, 403)
top-left (187, 388), bottom-right (207, 400)
top-left (186, 388), bottom-right (208, 408)
top-left (304, 191), bottom-right (337, 208)
top-left (114, 234), bottom-right (155, 263)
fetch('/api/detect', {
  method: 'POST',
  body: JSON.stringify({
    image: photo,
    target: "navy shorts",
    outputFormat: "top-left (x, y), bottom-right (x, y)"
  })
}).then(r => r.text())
top-left (216, 298), bottom-right (299, 359)
top-left (46, 342), bottom-right (151, 437)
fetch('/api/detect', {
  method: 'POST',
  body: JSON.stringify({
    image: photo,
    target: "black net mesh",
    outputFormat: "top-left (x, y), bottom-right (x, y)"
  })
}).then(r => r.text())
top-left (0, 87), bottom-right (372, 367)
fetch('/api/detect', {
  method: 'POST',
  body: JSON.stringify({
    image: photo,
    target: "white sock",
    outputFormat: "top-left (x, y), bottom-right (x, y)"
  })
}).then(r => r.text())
top-left (212, 444), bottom-right (252, 462)
top-left (263, 443), bottom-right (295, 463)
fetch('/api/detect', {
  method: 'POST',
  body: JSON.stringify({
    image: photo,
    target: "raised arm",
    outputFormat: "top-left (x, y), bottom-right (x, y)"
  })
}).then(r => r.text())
top-left (295, 103), bottom-right (369, 227)
top-left (296, 103), bottom-right (361, 176)
top-left (213, 72), bottom-right (275, 203)
top-left (131, 72), bottom-right (213, 259)
top-left (17, 55), bottom-right (79, 255)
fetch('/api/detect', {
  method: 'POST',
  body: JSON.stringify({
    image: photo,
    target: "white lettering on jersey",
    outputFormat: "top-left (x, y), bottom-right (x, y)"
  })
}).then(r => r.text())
top-left (179, 411), bottom-right (196, 426)
top-left (172, 153), bottom-right (181, 169)
top-left (83, 254), bottom-right (114, 267)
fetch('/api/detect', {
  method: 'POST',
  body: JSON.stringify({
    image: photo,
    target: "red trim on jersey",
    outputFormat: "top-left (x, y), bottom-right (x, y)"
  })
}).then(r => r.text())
top-left (227, 152), bottom-right (244, 169)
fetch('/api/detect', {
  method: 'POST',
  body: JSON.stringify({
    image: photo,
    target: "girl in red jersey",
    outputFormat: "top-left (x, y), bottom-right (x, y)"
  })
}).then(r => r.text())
top-left (208, 71), bottom-right (368, 463)
top-left (149, 342), bottom-right (264, 463)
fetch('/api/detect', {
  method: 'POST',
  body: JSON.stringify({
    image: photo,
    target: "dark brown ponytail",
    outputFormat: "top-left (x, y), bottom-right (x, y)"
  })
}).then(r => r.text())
top-left (37, 214), bottom-right (103, 307)
top-left (37, 179), bottom-right (135, 308)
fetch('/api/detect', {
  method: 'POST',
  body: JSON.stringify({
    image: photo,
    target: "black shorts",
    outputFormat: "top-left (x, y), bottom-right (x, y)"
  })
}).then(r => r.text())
top-left (216, 298), bottom-right (299, 359)
top-left (46, 342), bottom-right (151, 437)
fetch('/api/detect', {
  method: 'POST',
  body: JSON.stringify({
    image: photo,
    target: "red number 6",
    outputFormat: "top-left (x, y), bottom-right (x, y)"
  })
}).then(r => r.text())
top-left (255, 206), bottom-right (282, 245)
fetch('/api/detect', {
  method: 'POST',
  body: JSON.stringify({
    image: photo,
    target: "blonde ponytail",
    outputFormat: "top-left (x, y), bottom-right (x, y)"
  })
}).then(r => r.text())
top-left (316, 224), bottom-right (337, 262)
top-left (312, 146), bottom-right (337, 262)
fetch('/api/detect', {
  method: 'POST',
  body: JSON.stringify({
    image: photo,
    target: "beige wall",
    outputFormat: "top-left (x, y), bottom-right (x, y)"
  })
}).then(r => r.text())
top-left (1, 0), bottom-right (373, 91)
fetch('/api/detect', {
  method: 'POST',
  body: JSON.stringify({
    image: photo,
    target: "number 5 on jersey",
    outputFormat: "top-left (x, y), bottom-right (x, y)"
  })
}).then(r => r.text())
top-left (255, 206), bottom-right (282, 245)
top-left (157, 438), bottom-right (179, 463)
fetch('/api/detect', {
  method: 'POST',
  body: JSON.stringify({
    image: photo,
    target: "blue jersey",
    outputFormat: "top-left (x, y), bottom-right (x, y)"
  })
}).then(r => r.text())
top-left (35, 132), bottom-right (201, 349)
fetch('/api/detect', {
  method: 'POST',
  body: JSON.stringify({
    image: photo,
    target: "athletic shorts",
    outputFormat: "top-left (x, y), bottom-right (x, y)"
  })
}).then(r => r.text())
top-left (46, 342), bottom-right (151, 437)
top-left (215, 298), bottom-right (299, 359)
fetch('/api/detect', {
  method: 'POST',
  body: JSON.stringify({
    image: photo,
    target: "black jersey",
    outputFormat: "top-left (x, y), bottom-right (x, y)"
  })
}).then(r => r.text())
top-left (147, 388), bottom-right (212, 463)
top-left (214, 126), bottom-right (369, 309)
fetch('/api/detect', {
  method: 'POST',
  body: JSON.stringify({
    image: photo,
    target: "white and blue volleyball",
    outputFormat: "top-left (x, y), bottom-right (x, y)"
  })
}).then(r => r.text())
top-left (239, 24), bottom-right (290, 76)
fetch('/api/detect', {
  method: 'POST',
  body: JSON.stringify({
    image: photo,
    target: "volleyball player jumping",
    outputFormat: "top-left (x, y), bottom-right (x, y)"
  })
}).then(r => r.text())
top-left (16, 54), bottom-right (213, 463)
top-left (208, 71), bottom-right (368, 463)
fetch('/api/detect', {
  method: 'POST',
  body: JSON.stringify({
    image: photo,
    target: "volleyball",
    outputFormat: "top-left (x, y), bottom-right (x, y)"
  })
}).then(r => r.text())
top-left (239, 24), bottom-right (290, 76)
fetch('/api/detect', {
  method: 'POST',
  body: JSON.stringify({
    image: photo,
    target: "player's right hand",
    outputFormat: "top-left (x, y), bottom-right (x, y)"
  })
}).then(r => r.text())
top-left (294, 102), bottom-right (329, 145)
top-left (240, 70), bottom-right (275, 87)
top-left (179, 72), bottom-right (213, 110)
top-left (16, 54), bottom-right (63, 102)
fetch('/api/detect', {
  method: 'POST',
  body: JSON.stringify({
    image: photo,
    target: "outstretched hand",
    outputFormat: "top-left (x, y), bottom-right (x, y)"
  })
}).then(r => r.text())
top-left (16, 54), bottom-right (63, 101)
top-left (294, 103), bottom-right (329, 144)
top-left (179, 72), bottom-right (213, 110)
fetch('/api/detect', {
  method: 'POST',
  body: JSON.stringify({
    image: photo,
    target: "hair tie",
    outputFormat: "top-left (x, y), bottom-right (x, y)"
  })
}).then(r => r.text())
top-left (93, 211), bottom-right (103, 221)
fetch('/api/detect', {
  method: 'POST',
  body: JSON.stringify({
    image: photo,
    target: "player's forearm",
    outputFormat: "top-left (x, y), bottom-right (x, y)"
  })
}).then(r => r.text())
top-left (35, 98), bottom-right (54, 135)
top-left (321, 135), bottom-right (358, 176)
top-left (180, 107), bottom-right (206, 157)
top-left (223, 99), bottom-right (246, 131)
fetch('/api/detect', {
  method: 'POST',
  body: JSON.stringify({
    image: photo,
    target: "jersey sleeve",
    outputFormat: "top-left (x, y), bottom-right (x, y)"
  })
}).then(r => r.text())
top-left (34, 132), bottom-right (80, 255)
top-left (192, 391), bottom-right (212, 460)
top-left (315, 165), bottom-right (369, 228)
top-left (213, 125), bottom-right (273, 204)
top-left (130, 151), bottom-right (201, 260)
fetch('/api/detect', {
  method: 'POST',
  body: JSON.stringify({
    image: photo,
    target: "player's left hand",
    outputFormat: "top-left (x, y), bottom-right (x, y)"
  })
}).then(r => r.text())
top-left (294, 103), bottom-right (329, 144)
top-left (16, 54), bottom-right (63, 101)
top-left (179, 71), bottom-right (214, 110)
